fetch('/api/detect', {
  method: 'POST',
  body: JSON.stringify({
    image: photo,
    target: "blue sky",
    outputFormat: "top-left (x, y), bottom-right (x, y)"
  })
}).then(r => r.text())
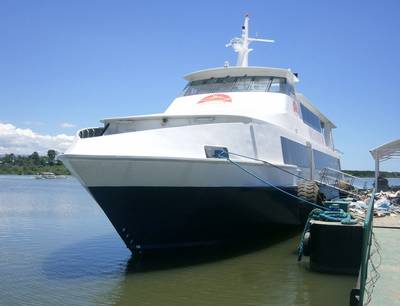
top-left (0, 0), bottom-right (399, 170)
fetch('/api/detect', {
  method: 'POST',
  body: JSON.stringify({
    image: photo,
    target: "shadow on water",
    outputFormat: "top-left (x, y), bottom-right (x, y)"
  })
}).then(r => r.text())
top-left (126, 227), bottom-right (301, 273)
top-left (42, 227), bottom-right (301, 280)
top-left (42, 234), bottom-right (130, 280)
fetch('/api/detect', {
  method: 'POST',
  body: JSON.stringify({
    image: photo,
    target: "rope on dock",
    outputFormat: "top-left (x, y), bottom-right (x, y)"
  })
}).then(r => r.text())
top-left (297, 206), bottom-right (359, 261)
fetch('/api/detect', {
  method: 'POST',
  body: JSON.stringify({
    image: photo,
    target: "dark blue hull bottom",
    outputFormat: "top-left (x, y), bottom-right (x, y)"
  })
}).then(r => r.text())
top-left (88, 186), bottom-right (312, 252)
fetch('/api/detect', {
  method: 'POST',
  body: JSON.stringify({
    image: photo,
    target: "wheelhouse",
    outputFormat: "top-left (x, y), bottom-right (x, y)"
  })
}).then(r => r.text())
top-left (182, 76), bottom-right (295, 97)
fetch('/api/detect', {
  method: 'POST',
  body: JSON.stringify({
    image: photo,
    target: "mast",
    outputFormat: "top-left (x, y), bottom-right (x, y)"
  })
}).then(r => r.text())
top-left (226, 14), bottom-right (274, 67)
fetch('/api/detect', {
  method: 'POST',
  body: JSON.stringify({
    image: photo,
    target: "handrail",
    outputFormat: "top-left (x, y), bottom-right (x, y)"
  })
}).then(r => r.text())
top-left (358, 189), bottom-right (375, 305)
top-left (321, 167), bottom-right (360, 181)
top-left (317, 167), bottom-right (366, 191)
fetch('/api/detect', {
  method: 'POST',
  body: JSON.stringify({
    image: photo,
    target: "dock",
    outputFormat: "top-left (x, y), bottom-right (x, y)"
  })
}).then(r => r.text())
top-left (370, 216), bottom-right (400, 306)
top-left (298, 192), bottom-right (400, 306)
top-left (373, 215), bottom-right (400, 229)
top-left (368, 139), bottom-right (400, 305)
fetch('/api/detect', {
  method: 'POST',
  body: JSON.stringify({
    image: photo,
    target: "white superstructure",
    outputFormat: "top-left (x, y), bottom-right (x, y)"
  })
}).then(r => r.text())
top-left (63, 64), bottom-right (338, 187)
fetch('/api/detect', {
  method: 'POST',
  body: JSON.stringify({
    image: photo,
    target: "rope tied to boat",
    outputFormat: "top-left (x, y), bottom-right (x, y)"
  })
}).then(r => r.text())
top-left (226, 150), bottom-right (363, 200)
top-left (208, 146), bottom-right (360, 263)
top-left (212, 148), bottom-right (327, 211)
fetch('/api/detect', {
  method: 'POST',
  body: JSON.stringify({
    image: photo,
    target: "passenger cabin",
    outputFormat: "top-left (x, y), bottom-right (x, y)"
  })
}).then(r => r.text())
top-left (165, 66), bottom-right (336, 151)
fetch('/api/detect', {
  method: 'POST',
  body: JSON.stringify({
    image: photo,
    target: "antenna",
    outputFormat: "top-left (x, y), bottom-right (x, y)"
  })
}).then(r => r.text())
top-left (225, 14), bottom-right (274, 67)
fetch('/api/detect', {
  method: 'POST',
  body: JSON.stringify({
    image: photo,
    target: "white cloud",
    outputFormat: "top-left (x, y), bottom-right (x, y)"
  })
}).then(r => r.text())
top-left (0, 122), bottom-right (74, 155)
top-left (60, 122), bottom-right (76, 128)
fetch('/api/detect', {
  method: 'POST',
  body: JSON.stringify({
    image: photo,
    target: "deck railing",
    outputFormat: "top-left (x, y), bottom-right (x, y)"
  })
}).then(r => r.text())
top-left (318, 167), bottom-right (366, 191)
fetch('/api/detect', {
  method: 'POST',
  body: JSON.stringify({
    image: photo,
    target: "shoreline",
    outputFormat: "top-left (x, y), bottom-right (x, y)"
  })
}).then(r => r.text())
top-left (0, 174), bottom-right (399, 181)
top-left (0, 173), bottom-right (72, 176)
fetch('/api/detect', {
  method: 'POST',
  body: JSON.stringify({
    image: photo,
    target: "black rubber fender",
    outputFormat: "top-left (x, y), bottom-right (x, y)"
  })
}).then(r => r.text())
top-left (298, 180), bottom-right (321, 203)
top-left (302, 231), bottom-right (311, 256)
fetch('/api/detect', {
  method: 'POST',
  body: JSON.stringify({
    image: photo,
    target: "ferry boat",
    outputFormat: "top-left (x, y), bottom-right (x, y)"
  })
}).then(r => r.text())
top-left (35, 172), bottom-right (67, 179)
top-left (35, 172), bottom-right (57, 179)
top-left (59, 15), bottom-right (340, 252)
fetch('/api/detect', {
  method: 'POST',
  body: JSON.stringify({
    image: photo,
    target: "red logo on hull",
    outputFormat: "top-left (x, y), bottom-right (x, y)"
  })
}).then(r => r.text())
top-left (197, 94), bottom-right (232, 104)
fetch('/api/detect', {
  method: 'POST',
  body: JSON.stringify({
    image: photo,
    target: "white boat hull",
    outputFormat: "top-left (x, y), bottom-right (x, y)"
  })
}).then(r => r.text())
top-left (60, 154), bottom-right (312, 251)
top-left (61, 155), bottom-right (299, 188)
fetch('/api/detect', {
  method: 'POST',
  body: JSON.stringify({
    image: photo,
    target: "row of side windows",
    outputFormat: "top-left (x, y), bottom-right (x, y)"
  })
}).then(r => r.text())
top-left (281, 137), bottom-right (340, 170)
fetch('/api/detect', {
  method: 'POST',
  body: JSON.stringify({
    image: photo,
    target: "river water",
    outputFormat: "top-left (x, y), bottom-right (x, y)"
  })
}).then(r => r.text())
top-left (3, 175), bottom-right (392, 306)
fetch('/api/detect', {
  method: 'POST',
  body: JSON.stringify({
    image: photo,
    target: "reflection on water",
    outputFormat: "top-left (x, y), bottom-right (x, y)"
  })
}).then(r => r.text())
top-left (118, 236), bottom-right (355, 306)
top-left (125, 229), bottom-right (300, 273)
top-left (0, 175), bottom-right (356, 306)
top-left (43, 234), bottom-right (128, 280)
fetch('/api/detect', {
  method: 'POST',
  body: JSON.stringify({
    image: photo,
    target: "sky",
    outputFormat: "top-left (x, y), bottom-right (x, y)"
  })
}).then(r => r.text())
top-left (0, 0), bottom-right (399, 170)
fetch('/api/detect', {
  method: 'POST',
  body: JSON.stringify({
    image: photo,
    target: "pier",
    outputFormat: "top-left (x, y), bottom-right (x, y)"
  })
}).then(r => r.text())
top-left (370, 222), bottom-right (400, 306)
top-left (297, 189), bottom-right (400, 306)
top-left (369, 139), bottom-right (400, 305)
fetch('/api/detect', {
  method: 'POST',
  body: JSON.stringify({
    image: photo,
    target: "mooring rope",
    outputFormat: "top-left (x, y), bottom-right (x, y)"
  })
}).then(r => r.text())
top-left (228, 151), bottom-right (363, 200)
top-left (223, 154), bottom-right (327, 211)
top-left (212, 148), bottom-right (360, 265)
top-left (229, 151), bottom-right (310, 182)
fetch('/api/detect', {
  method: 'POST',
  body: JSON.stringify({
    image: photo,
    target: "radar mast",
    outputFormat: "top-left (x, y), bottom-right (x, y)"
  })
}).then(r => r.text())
top-left (226, 14), bottom-right (274, 67)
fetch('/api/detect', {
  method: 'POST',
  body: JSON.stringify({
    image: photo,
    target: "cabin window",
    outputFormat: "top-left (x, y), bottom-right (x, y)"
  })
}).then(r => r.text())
top-left (300, 104), bottom-right (322, 132)
top-left (313, 149), bottom-right (340, 170)
top-left (281, 137), bottom-right (310, 168)
top-left (182, 76), bottom-right (293, 96)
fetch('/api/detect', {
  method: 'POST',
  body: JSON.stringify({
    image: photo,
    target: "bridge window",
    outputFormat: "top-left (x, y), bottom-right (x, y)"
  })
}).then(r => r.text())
top-left (182, 76), bottom-right (293, 96)
top-left (269, 78), bottom-right (286, 93)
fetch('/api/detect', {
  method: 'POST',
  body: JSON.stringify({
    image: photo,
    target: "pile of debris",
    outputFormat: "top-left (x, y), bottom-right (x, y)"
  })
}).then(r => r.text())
top-left (374, 190), bottom-right (400, 216)
top-left (347, 190), bottom-right (400, 219)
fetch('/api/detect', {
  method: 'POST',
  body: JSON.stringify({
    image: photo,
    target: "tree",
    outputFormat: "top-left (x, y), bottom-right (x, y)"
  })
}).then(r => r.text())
top-left (30, 152), bottom-right (40, 165)
top-left (47, 149), bottom-right (56, 165)
top-left (3, 153), bottom-right (15, 164)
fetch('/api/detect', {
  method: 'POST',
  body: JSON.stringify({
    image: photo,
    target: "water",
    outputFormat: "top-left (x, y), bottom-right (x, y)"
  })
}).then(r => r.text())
top-left (360, 177), bottom-right (400, 189)
top-left (0, 175), bottom-right (358, 306)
